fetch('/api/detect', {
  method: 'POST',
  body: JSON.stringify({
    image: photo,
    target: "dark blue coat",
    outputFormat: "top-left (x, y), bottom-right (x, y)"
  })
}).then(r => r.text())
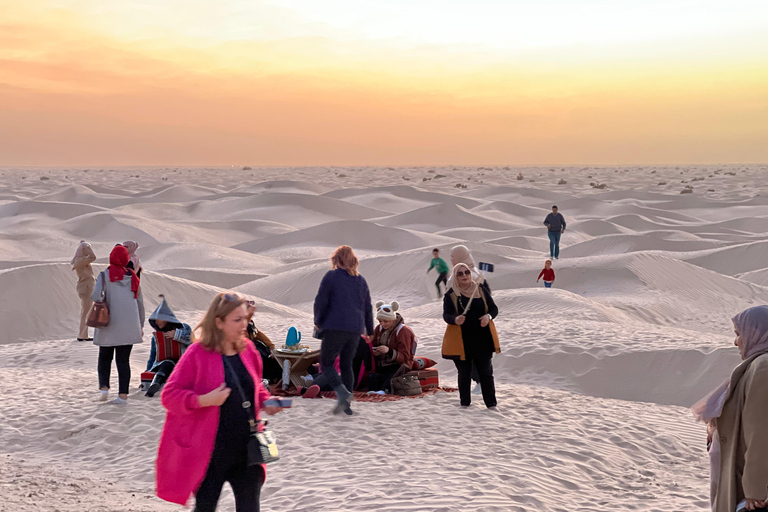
top-left (314, 268), bottom-right (374, 335)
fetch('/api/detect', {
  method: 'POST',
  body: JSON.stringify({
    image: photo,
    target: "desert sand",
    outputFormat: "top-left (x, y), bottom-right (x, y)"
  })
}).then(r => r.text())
top-left (1, 164), bottom-right (766, 511)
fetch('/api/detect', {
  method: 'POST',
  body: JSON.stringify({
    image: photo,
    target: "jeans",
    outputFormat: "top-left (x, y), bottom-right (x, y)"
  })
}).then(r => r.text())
top-left (312, 330), bottom-right (359, 398)
top-left (98, 345), bottom-right (133, 395)
top-left (454, 351), bottom-right (496, 407)
top-left (146, 337), bottom-right (157, 372)
top-left (435, 271), bottom-right (448, 297)
top-left (544, 281), bottom-right (553, 288)
top-left (548, 230), bottom-right (562, 258)
top-left (194, 449), bottom-right (262, 512)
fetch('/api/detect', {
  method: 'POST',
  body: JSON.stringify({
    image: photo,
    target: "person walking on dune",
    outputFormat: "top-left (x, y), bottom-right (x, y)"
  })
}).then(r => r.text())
top-left (543, 205), bottom-right (566, 259)
top-left (72, 240), bottom-right (97, 341)
top-left (312, 245), bottom-right (374, 415)
top-left (537, 259), bottom-right (555, 288)
top-left (427, 248), bottom-right (450, 299)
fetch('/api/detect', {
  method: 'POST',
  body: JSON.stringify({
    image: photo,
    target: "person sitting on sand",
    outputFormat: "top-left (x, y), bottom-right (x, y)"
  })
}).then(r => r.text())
top-left (543, 206), bottom-right (566, 260)
top-left (144, 295), bottom-right (192, 397)
top-left (245, 309), bottom-right (283, 384)
top-left (123, 241), bottom-right (143, 278)
top-left (537, 259), bottom-right (555, 288)
top-left (71, 240), bottom-right (97, 341)
top-left (693, 305), bottom-right (768, 512)
top-left (427, 248), bottom-right (450, 299)
top-left (368, 301), bottom-right (417, 393)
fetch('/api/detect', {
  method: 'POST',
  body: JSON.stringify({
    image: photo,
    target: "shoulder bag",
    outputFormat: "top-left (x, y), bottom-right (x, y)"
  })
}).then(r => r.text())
top-left (86, 272), bottom-right (110, 328)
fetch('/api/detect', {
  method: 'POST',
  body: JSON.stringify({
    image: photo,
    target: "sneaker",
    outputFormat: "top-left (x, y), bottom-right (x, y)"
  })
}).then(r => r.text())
top-left (472, 383), bottom-right (482, 395)
top-left (108, 397), bottom-right (128, 405)
top-left (303, 385), bottom-right (321, 399)
top-left (98, 390), bottom-right (109, 402)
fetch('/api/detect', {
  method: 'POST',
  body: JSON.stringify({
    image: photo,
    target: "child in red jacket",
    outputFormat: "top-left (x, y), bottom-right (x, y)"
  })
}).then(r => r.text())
top-left (537, 259), bottom-right (555, 288)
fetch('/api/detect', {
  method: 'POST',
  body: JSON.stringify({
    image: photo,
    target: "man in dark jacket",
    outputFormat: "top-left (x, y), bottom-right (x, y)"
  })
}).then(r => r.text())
top-left (543, 205), bottom-right (566, 259)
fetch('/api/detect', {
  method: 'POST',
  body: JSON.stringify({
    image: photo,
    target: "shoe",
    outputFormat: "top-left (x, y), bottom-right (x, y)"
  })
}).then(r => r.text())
top-left (145, 382), bottom-right (161, 398)
top-left (472, 383), bottom-right (482, 395)
top-left (98, 390), bottom-right (109, 402)
top-left (487, 406), bottom-right (500, 412)
top-left (86, 338), bottom-right (93, 341)
top-left (460, 404), bottom-right (470, 409)
top-left (343, 404), bottom-right (354, 416)
top-left (108, 397), bottom-right (127, 405)
top-left (333, 392), bottom-right (352, 415)
top-left (77, 338), bottom-right (87, 342)
top-left (303, 385), bottom-right (321, 399)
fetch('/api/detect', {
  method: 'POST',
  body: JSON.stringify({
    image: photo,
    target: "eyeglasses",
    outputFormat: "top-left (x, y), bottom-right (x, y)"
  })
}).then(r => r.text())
top-left (222, 294), bottom-right (255, 309)
top-left (456, 270), bottom-right (471, 277)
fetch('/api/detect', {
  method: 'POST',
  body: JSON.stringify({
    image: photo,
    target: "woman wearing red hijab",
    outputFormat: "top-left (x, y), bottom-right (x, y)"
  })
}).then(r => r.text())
top-left (91, 244), bottom-right (145, 404)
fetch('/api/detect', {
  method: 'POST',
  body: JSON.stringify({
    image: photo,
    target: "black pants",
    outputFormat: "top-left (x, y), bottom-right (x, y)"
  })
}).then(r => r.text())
top-left (435, 271), bottom-right (448, 296)
top-left (312, 330), bottom-right (358, 396)
top-left (368, 364), bottom-right (401, 392)
top-left (194, 450), bottom-right (262, 512)
top-left (98, 345), bottom-right (133, 395)
top-left (454, 351), bottom-right (496, 407)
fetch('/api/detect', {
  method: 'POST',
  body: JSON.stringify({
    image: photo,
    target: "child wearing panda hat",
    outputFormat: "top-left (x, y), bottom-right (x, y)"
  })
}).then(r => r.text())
top-left (369, 300), bottom-right (417, 392)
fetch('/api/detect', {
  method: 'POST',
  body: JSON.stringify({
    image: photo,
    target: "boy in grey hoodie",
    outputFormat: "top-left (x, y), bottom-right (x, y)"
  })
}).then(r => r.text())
top-left (145, 295), bottom-right (192, 397)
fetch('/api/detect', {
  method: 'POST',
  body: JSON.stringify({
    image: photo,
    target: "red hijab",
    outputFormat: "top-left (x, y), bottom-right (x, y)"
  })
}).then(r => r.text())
top-left (109, 245), bottom-right (140, 298)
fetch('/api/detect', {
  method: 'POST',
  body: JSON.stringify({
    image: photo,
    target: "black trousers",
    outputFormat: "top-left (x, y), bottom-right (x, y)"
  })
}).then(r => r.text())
top-left (368, 364), bottom-right (401, 392)
top-left (194, 449), bottom-right (262, 512)
top-left (435, 271), bottom-right (448, 295)
top-left (312, 330), bottom-right (359, 396)
top-left (454, 351), bottom-right (496, 407)
top-left (98, 345), bottom-right (133, 395)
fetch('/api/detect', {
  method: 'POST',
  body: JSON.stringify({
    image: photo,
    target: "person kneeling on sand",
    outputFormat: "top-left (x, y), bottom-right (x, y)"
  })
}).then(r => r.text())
top-left (537, 259), bottom-right (555, 288)
top-left (145, 295), bottom-right (192, 397)
top-left (693, 305), bottom-right (768, 512)
top-left (368, 300), bottom-right (417, 393)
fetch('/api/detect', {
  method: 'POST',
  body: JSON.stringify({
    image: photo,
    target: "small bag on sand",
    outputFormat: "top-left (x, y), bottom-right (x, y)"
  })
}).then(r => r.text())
top-left (391, 366), bottom-right (422, 396)
top-left (87, 273), bottom-right (110, 328)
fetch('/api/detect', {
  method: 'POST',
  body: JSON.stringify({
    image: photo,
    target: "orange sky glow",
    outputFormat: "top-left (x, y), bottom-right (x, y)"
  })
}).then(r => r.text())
top-left (1, 0), bottom-right (767, 166)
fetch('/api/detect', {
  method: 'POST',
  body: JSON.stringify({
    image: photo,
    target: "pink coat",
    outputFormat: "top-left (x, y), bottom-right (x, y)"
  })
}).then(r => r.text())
top-left (156, 340), bottom-right (271, 506)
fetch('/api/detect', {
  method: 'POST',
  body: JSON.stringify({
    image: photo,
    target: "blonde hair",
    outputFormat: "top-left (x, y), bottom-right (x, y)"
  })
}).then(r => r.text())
top-left (195, 292), bottom-right (249, 353)
top-left (331, 245), bottom-right (359, 276)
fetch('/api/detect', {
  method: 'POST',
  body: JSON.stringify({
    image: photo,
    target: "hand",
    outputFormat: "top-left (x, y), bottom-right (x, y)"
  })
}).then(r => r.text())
top-left (373, 346), bottom-right (390, 356)
top-left (141, 328), bottom-right (144, 337)
top-left (198, 383), bottom-right (231, 407)
top-left (480, 315), bottom-right (490, 328)
top-left (264, 406), bottom-right (283, 416)
top-left (455, 315), bottom-right (466, 326)
top-left (745, 498), bottom-right (767, 510)
top-left (536, 279), bottom-right (539, 283)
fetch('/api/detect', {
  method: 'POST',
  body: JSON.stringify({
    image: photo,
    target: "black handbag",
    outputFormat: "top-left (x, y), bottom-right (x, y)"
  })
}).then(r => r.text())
top-left (223, 357), bottom-right (280, 465)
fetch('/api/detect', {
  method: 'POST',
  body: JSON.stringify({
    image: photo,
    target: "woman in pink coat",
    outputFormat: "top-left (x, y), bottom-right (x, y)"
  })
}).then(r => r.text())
top-left (156, 292), bottom-right (283, 511)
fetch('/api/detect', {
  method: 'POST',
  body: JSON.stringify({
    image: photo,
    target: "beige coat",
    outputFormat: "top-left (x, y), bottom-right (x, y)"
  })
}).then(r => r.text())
top-left (72, 245), bottom-right (97, 296)
top-left (713, 353), bottom-right (768, 511)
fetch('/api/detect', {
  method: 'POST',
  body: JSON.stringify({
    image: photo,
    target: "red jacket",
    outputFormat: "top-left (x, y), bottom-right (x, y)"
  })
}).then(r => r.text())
top-left (371, 319), bottom-right (416, 369)
top-left (156, 340), bottom-right (270, 505)
top-left (538, 268), bottom-right (555, 281)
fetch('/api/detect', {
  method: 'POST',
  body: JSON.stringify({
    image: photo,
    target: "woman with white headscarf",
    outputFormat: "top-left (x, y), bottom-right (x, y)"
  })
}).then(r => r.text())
top-left (442, 262), bottom-right (500, 409)
top-left (123, 241), bottom-right (143, 278)
top-left (71, 240), bottom-right (97, 341)
top-left (693, 305), bottom-right (768, 511)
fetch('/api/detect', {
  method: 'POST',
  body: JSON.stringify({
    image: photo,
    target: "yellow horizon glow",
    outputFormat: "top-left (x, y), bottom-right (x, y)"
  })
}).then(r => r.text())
top-left (1, 0), bottom-right (767, 165)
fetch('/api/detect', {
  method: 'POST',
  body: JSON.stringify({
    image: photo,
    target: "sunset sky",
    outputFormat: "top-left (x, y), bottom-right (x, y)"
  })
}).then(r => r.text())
top-left (1, 0), bottom-right (767, 166)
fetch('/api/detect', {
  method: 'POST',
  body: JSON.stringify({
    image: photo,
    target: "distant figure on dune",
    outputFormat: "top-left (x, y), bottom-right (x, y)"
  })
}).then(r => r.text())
top-left (537, 259), bottom-right (555, 288)
top-left (92, 244), bottom-right (144, 405)
top-left (312, 245), bottom-right (374, 415)
top-left (156, 292), bottom-right (284, 511)
top-left (123, 240), bottom-right (143, 278)
top-left (427, 248), bottom-right (450, 299)
top-left (543, 205), bottom-right (566, 259)
top-left (442, 262), bottom-right (500, 410)
top-left (693, 305), bottom-right (768, 512)
top-left (71, 240), bottom-right (97, 341)
top-left (144, 295), bottom-right (192, 397)
top-left (368, 300), bottom-right (417, 393)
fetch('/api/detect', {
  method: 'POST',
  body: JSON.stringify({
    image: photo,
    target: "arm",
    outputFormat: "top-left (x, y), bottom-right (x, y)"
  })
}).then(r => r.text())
top-left (485, 289), bottom-right (499, 320)
top-left (137, 287), bottom-right (145, 326)
top-left (174, 323), bottom-right (193, 346)
top-left (255, 329), bottom-right (275, 350)
top-left (427, 259), bottom-right (436, 272)
top-left (161, 346), bottom-right (203, 416)
top-left (313, 272), bottom-right (331, 328)
top-left (741, 362), bottom-right (768, 501)
top-left (443, 293), bottom-right (458, 325)
top-left (561, 215), bottom-right (566, 231)
top-left (363, 279), bottom-right (374, 336)
top-left (551, 270), bottom-right (555, 282)
top-left (543, 214), bottom-right (552, 227)
top-left (538, 270), bottom-right (545, 281)
top-left (389, 328), bottom-right (415, 367)
top-left (73, 246), bottom-right (97, 270)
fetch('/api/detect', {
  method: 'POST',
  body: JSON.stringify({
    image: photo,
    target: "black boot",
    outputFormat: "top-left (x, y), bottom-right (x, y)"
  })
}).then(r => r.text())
top-left (145, 372), bottom-right (166, 397)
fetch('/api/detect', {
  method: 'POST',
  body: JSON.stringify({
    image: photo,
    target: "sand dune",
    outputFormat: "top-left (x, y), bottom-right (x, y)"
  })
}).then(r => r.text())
top-left (1, 165), bottom-right (766, 511)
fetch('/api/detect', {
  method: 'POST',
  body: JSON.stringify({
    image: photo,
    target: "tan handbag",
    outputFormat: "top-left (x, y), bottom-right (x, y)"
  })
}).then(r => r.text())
top-left (86, 272), bottom-right (110, 328)
top-left (391, 373), bottom-right (422, 396)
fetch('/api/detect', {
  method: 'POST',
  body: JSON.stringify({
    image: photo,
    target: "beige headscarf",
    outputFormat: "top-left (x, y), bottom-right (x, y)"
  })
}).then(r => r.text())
top-left (447, 245), bottom-right (484, 288)
top-left (123, 241), bottom-right (142, 272)
top-left (71, 240), bottom-right (91, 269)
top-left (447, 263), bottom-right (481, 300)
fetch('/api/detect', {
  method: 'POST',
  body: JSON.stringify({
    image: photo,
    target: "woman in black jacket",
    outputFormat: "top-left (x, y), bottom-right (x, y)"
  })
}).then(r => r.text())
top-left (443, 262), bottom-right (499, 409)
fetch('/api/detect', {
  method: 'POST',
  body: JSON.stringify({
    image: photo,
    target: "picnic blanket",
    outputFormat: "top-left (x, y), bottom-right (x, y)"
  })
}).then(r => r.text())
top-left (269, 385), bottom-right (456, 402)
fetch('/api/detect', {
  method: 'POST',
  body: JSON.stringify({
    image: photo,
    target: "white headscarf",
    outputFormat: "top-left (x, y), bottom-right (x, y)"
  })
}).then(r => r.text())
top-left (123, 241), bottom-right (142, 272)
top-left (71, 240), bottom-right (91, 269)
top-left (447, 245), bottom-right (484, 288)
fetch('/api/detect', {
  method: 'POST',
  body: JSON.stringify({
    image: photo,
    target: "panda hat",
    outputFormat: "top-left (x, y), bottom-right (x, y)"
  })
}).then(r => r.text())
top-left (375, 300), bottom-right (399, 321)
